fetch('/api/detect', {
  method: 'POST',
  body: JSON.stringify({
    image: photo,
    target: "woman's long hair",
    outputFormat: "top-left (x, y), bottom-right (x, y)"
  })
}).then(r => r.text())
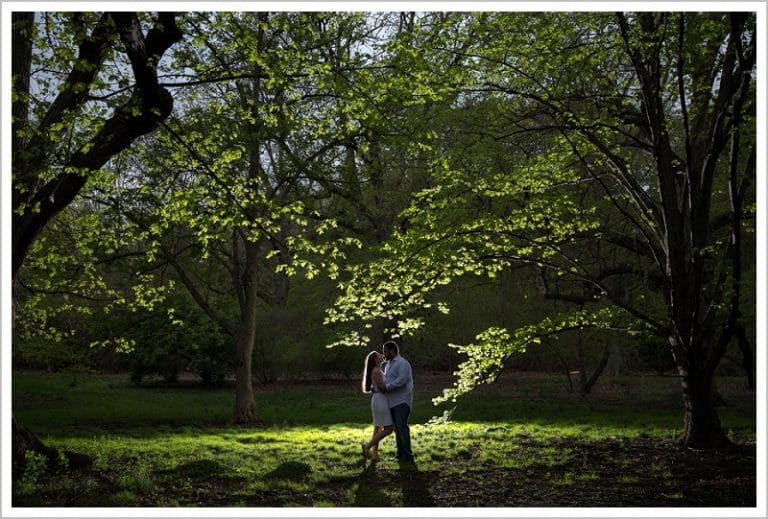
top-left (361, 351), bottom-right (378, 393)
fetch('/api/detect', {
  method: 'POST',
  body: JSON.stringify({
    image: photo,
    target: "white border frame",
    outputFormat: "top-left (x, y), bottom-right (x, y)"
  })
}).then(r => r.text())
top-left (2, 2), bottom-right (765, 518)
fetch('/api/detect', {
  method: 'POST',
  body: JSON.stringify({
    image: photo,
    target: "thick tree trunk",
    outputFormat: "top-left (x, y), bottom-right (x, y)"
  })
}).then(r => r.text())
top-left (676, 359), bottom-right (732, 449)
top-left (11, 12), bottom-right (33, 155)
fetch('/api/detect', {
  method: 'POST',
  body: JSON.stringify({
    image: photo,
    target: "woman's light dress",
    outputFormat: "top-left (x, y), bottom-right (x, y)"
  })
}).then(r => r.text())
top-left (371, 378), bottom-right (393, 427)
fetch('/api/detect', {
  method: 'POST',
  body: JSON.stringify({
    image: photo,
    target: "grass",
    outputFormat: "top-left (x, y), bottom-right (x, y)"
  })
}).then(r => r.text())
top-left (13, 371), bottom-right (755, 434)
top-left (10, 371), bottom-right (757, 507)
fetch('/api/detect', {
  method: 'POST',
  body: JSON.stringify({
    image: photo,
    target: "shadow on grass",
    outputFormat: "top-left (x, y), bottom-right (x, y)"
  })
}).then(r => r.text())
top-left (351, 459), bottom-right (438, 507)
top-left (352, 462), bottom-right (392, 506)
top-left (398, 461), bottom-right (437, 506)
top-left (264, 461), bottom-right (313, 481)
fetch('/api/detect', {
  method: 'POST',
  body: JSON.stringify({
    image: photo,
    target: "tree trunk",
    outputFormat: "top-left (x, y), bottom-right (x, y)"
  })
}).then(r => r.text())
top-left (677, 360), bottom-right (731, 449)
top-left (12, 418), bottom-right (92, 481)
top-left (607, 341), bottom-right (622, 376)
top-left (736, 325), bottom-right (755, 390)
top-left (233, 334), bottom-right (258, 423)
top-left (556, 352), bottom-right (574, 392)
top-left (232, 236), bottom-right (262, 424)
top-left (580, 343), bottom-right (610, 394)
top-left (576, 330), bottom-right (588, 390)
top-left (11, 12), bottom-right (33, 156)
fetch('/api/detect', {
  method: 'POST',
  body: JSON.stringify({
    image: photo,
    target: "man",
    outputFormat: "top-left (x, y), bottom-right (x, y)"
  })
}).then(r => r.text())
top-left (380, 340), bottom-right (414, 462)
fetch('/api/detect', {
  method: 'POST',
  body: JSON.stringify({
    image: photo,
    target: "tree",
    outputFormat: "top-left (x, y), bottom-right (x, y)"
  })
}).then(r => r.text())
top-left (88, 12), bottom-right (405, 422)
top-left (11, 10), bottom-right (182, 471)
top-left (327, 12), bottom-right (756, 449)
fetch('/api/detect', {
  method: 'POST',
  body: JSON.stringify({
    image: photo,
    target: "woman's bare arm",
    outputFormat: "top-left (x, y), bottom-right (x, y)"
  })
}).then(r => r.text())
top-left (372, 368), bottom-right (387, 392)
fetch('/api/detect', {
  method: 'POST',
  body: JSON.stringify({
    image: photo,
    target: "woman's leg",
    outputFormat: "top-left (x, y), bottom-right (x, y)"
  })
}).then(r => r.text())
top-left (362, 425), bottom-right (379, 458)
top-left (367, 427), bottom-right (377, 455)
top-left (370, 426), bottom-right (393, 460)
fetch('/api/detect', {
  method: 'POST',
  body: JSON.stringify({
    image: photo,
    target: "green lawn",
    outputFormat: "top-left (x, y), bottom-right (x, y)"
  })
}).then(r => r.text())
top-left (11, 371), bottom-right (757, 507)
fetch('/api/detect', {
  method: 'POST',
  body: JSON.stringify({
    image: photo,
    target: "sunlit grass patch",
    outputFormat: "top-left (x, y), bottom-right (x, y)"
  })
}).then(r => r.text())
top-left (555, 471), bottom-right (577, 486)
top-left (576, 471), bottom-right (599, 481)
top-left (41, 418), bottom-right (740, 492)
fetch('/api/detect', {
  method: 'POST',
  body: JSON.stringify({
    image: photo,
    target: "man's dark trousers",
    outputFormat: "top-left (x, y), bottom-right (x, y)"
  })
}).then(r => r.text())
top-left (390, 403), bottom-right (414, 461)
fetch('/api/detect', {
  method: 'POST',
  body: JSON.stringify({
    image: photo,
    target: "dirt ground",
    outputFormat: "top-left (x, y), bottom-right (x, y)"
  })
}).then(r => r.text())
top-left (276, 437), bottom-right (757, 508)
top-left (413, 438), bottom-right (757, 507)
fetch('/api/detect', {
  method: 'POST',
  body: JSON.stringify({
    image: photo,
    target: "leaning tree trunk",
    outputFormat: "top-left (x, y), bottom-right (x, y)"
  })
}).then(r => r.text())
top-left (580, 343), bottom-right (611, 395)
top-left (12, 418), bottom-right (93, 480)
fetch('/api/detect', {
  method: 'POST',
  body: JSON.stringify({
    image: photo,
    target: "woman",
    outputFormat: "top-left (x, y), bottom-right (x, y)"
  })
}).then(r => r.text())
top-left (360, 351), bottom-right (393, 462)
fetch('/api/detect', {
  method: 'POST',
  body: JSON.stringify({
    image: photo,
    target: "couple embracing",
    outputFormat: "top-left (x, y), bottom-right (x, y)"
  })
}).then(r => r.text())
top-left (360, 340), bottom-right (414, 464)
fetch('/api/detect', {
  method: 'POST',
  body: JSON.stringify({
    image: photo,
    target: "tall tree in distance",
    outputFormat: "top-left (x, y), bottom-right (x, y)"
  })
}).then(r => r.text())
top-left (94, 12), bottom-right (404, 422)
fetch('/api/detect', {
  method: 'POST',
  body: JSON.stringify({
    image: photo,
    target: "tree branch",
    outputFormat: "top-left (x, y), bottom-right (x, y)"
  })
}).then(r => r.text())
top-left (13, 12), bottom-right (183, 278)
